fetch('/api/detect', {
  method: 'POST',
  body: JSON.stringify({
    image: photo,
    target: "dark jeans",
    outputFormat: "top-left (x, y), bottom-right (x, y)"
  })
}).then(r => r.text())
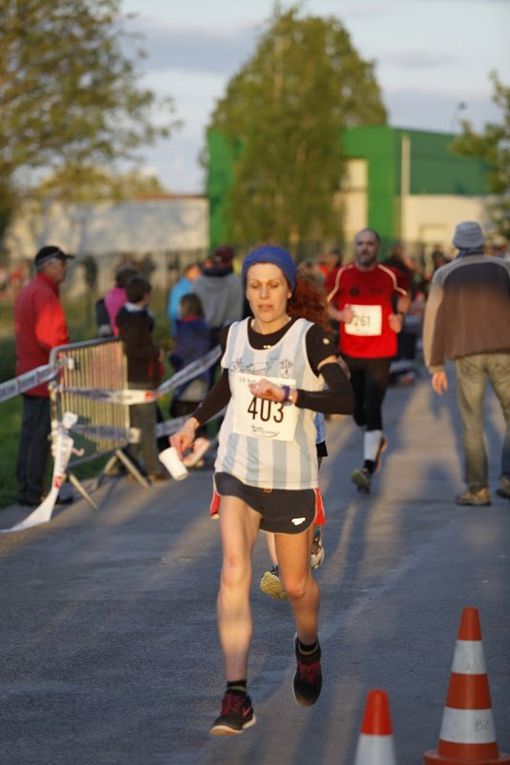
top-left (343, 355), bottom-right (391, 431)
top-left (455, 353), bottom-right (510, 489)
top-left (16, 395), bottom-right (51, 504)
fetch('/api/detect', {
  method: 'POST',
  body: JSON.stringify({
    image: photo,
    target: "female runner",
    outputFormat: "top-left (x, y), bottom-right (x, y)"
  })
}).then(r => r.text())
top-left (171, 245), bottom-right (354, 735)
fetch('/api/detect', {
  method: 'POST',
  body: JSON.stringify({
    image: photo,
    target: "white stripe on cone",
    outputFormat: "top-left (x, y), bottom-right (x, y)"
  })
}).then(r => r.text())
top-left (354, 734), bottom-right (397, 765)
top-left (439, 707), bottom-right (496, 744)
top-left (451, 639), bottom-right (486, 674)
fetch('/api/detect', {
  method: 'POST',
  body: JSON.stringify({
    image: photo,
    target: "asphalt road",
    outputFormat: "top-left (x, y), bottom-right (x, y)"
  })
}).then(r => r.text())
top-left (1, 372), bottom-right (509, 765)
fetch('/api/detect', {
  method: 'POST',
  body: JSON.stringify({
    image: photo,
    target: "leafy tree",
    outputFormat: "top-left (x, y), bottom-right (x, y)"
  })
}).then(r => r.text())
top-left (452, 72), bottom-right (510, 238)
top-left (0, 0), bottom-right (177, 240)
top-left (208, 4), bottom-right (387, 248)
top-left (33, 166), bottom-right (170, 203)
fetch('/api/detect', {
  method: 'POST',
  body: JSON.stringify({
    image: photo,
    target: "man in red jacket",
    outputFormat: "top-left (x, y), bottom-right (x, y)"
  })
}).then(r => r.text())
top-left (14, 245), bottom-right (74, 506)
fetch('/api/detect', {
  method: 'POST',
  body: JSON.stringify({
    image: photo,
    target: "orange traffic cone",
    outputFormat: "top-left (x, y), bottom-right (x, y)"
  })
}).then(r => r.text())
top-left (354, 689), bottom-right (397, 764)
top-left (424, 606), bottom-right (510, 765)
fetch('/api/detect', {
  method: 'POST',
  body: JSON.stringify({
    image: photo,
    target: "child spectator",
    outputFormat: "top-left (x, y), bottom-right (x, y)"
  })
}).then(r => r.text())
top-left (116, 275), bottom-right (166, 481)
top-left (169, 293), bottom-right (211, 467)
top-left (167, 261), bottom-right (202, 337)
top-left (104, 265), bottom-right (138, 336)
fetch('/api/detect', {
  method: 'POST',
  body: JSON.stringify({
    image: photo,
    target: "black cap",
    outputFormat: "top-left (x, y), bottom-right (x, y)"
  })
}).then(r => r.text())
top-left (34, 245), bottom-right (75, 268)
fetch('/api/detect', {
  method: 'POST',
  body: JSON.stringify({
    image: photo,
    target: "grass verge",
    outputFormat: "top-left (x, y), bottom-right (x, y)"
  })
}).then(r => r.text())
top-left (0, 397), bottom-right (22, 508)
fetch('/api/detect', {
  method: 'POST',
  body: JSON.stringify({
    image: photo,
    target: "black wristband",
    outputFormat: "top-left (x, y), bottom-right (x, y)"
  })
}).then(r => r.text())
top-left (281, 384), bottom-right (291, 403)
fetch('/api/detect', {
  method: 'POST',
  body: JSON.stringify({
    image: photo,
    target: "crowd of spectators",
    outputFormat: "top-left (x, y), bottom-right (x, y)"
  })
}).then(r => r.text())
top-left (9, 226), bottom-right (509, 505)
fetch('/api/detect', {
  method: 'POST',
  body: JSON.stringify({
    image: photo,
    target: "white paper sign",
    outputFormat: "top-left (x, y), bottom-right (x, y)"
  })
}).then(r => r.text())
top-left (345, 304), bottom-right (382, 336)
top-left (231, 372), bottom-right (297, 441)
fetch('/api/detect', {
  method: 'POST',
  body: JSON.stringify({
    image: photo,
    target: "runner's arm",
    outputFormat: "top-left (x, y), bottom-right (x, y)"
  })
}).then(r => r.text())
top-left (295, 362), bottom-right (354, 414)
top-left (250, 361), bottom-right (353, 414)
top-left (191, 370), bottom-right (231, 425)
top-left (170, 329), bottom-right (231, 453)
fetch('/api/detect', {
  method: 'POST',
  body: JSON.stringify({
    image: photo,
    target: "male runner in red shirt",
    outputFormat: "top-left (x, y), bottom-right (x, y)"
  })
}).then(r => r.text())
top-left (328, 228), bottom-right (410, 493)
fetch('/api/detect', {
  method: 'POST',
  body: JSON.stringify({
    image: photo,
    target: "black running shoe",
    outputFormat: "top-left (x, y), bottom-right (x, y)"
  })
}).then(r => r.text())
top-left (209, 690), bottom-right (256, 736)
top-left (293, 637), bottom-right (322, 706)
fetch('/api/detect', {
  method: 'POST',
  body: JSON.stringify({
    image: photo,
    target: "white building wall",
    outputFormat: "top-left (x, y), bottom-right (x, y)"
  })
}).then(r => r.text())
top-left (338, 159), bottom-right (489, 256)
top-left (5, 197), bottom-right (210, 295)
top-left (401, 194), bottom-right (488, 253)
top-left (337, 159), bottom-right (368, 247)
top-left (6, 198), bottom-right (209, 260)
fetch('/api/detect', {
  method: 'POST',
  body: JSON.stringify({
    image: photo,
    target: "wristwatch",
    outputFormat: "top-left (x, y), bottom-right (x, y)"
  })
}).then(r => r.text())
top-left (281, 385), bottom-right (296, 404)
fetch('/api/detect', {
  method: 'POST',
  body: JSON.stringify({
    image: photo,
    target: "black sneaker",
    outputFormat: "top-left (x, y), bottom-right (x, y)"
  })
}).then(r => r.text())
top-left (18, 498), bottom-right (40, 508)
top-left (209, 690), bottom-right (256, 736)
top-left (351, 467), bottom-right (371, 493)
top-left (55, 493), bottom-right (74, 505)
top-left (293, 637), bottom-right (322, 706)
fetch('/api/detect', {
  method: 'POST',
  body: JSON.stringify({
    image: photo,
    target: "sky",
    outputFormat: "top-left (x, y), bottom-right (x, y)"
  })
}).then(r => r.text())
top-left (121, 0), bottom-right (510, 194)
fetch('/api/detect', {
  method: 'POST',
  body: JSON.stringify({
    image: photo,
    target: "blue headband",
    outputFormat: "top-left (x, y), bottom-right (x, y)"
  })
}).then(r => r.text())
top-left (242, 245), bottom-right (297, 290)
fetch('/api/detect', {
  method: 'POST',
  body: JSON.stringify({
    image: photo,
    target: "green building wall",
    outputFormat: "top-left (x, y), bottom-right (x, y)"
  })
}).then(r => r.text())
top-left (342, 126), bottom-right (399, 246)
top-left (207, 129), bottom-right (239, 251)
top-left (207, 126), bottom-right (488, 250)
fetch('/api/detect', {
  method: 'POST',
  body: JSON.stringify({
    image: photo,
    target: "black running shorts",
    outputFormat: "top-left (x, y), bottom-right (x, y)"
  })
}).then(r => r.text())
top-left (214, 472), bottom-right (320, 534)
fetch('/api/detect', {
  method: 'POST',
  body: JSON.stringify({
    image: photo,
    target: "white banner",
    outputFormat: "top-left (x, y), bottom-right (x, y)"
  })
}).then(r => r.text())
top-left (1, 413), bottom-right (77, 534)
top-left (157, 346), bottom-right (221, 396)
top-left (0, 363), bottom-right (56, 403)
top-left (62, 387), bottom-right (157, 404)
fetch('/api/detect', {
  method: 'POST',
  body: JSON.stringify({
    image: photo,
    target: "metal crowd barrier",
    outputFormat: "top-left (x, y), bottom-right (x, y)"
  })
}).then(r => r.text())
top-left (49, 339), bottom-right (223, 500)
top-left (50, 338), bottom-right (130, 464)
top-left (49, 337), bottom-right (150, 503)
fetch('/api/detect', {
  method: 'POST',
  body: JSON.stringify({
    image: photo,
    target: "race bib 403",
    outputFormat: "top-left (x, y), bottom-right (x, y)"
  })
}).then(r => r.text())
top-left (231, 372), bottom-right (298, 441)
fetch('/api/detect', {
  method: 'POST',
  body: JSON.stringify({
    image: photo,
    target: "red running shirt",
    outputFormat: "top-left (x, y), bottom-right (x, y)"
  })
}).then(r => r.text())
top-left (328, 263), bottom-right (407, 358)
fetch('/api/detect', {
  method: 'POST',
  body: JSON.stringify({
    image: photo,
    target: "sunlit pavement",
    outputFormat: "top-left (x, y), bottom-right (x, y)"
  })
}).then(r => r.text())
top-left (1, 368), bottom-right (509, 764)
